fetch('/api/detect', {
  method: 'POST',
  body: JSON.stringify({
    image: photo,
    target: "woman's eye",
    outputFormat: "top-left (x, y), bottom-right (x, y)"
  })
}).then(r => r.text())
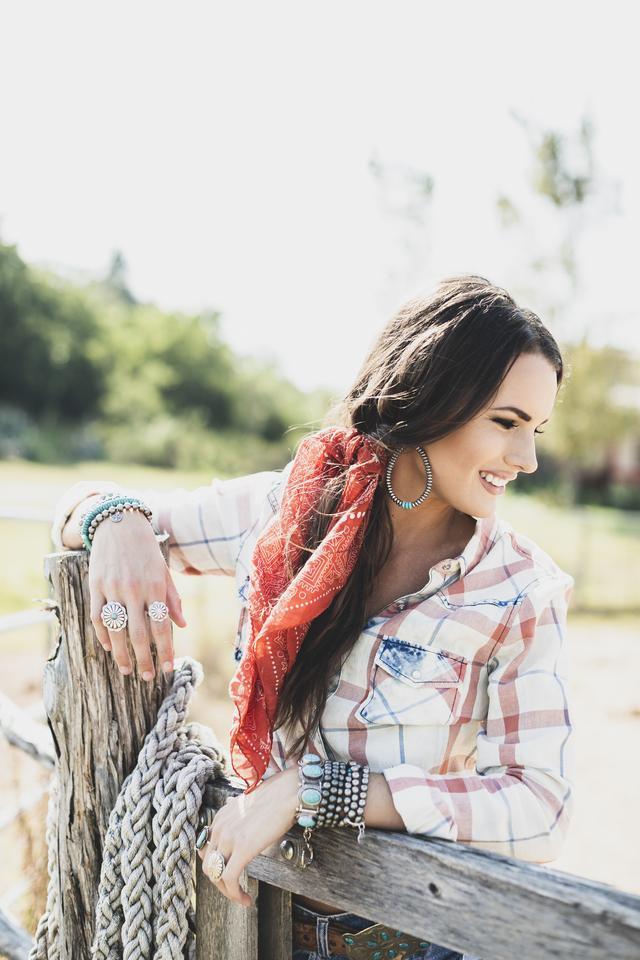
top-left (493, 417), bottom-right (545, 436)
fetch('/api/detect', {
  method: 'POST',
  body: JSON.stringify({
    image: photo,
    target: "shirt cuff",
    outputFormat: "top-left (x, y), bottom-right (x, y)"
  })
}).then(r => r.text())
top-left (382, 763), bottom-right (457, 840)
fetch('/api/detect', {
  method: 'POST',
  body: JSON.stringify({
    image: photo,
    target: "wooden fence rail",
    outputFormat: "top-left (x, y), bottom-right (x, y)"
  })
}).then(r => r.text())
top-left (1, 543), bottom-right (640, 959)
top-left (196, 778), bottom-right (640, 960)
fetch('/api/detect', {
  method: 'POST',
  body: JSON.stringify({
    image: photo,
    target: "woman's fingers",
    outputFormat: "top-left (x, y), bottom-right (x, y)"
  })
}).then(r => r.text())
top-left (126, 591), bottom-right (156, 680)
top-left (199, 811), bottom-right (252, 908)
top-left (90, 589), bottom-right (133, 672)
top-left (202, 845), bottom-right (251, 908)
top-left (218, 852), bottom-right (252, 907)
top-left (87, 541), bottom-right (186, 681)
top-left (164, 573), bottom-right (187, 629)
top-left (89, 590), bottom-right (112, 652)
top-left (146, 587), bottom-right (175, 675)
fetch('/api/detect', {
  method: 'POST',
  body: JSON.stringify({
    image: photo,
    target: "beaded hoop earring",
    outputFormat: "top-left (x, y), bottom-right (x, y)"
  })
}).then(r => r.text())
top-left (385, 445), bottom-right (433, 509)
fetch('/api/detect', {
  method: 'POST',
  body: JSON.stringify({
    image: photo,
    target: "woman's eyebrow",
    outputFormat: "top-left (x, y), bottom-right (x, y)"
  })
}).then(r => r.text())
top-left (491, 405), bottom-right (549, 424)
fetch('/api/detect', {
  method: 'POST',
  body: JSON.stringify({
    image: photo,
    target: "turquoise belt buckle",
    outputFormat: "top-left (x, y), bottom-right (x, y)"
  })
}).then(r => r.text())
top-left (340, 921), bottom-right (431, 959)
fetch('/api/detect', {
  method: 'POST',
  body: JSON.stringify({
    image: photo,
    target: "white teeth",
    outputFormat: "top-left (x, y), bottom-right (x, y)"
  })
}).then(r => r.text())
top-left (480, 471), bottom-right (507, 487)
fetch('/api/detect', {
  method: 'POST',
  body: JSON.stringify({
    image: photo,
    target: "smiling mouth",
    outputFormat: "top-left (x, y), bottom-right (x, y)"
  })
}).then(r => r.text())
top-left (479, 471), bottom-right (509, 493)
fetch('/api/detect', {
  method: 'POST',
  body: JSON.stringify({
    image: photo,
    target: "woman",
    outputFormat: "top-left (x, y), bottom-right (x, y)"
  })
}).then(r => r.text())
top-left (52, 275), bottom-right (575, 960)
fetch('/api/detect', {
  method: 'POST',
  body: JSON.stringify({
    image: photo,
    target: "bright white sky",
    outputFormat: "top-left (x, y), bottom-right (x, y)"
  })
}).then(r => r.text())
top-left (1, 1), bottom-right (638, 393)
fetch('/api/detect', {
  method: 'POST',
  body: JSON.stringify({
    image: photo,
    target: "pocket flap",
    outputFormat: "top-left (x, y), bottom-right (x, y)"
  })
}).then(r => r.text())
top-left (377, 636), bottom-right (467, 686)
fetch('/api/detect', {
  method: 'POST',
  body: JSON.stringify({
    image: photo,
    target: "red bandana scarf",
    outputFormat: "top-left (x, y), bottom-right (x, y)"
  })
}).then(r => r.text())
top-left (228, 425), bottom-right (388, 792)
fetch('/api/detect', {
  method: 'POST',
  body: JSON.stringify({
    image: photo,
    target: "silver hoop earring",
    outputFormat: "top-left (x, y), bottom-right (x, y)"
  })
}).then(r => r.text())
top-left (385, 445), bottom-right (433, 509)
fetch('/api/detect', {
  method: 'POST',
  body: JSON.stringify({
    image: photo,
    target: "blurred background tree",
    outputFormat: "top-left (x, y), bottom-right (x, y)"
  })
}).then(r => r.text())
top-left (0, 241), bottom-right (333, 472)
top-left (500, 114), bottom-right (640, 508)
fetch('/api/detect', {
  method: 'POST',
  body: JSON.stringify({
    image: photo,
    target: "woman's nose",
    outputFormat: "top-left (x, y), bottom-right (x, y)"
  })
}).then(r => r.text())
top-left (507, 438), bottom-right (538, 475)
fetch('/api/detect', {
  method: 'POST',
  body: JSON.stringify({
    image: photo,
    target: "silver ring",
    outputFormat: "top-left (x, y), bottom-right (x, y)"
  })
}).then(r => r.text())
top-left (204, 847), bottom-right (226, 881)
top-left (195, 825), bottom-right (210, 850)
top-left (147, 600), bottom-right (169, 623)
top-left (101, 601), bottom-right (128, 632)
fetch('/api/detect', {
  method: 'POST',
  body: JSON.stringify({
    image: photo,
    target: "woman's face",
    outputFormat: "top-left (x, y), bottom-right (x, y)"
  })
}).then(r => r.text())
top-left (425, 351), bottom-right (559, 518)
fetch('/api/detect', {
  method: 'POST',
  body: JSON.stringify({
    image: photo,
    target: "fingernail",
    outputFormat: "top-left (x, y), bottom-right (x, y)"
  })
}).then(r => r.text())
top-left (162, 661), bottom-right (174, 673)
top-left (120, 666), bottom-right (132, 676)
top-left (101, 642), bottom-right (111, 651)
top-left (142, 670), bottom-right (154, 681)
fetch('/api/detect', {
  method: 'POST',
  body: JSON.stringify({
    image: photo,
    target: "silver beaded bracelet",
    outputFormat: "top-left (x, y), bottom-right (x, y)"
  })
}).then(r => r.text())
top-left (315, 759), bottom-right (369, 840)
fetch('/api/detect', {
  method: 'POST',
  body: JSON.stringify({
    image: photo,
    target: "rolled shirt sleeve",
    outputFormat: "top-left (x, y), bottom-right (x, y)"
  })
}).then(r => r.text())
top-left (382, 574), bottom-right (575, 863)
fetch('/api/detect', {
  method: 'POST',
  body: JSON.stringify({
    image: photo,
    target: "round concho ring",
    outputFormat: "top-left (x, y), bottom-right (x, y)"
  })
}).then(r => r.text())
top-left (204, 847), bottom-right (226, 882)
top-left (101, 601), bottom-right (128, 632)
top-left (147, 600), bottom-right (169, 623)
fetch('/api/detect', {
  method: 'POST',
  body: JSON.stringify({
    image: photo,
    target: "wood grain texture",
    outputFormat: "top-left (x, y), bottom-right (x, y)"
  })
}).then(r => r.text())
top-left (257, 882), bottom-right (292, 960)
top-left (199, 780), bottom-right (640, 960)
top-left (41, 538), bottom-right (171, 959)
top-left (196, 858), bottom-right (259, 960)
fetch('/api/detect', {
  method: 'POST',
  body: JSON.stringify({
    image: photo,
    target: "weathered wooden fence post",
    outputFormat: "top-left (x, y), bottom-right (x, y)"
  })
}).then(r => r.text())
top-left (40, 539), bottom-right (172, 958)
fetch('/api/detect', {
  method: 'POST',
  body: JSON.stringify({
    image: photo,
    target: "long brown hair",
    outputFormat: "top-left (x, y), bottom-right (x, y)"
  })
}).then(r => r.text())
top-left (272, 274), bottom-right (564, 758)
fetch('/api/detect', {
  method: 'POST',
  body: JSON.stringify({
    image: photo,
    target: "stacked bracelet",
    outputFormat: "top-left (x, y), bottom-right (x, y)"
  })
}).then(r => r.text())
top-left (293, 752), bottom-right (369, 867)
top-left (79, 495), bottom-right (153, 552)
top-left (315, 759), bottom-right (369, 841)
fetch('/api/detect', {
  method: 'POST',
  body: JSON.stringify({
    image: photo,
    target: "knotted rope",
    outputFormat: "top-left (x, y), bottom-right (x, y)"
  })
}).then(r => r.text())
top-left (30, 658), bottom-right (226, 960)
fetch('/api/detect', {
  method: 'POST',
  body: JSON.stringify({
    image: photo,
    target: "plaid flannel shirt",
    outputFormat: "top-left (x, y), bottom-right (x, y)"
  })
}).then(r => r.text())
top-left (51, 460), bottom-right (575, 864)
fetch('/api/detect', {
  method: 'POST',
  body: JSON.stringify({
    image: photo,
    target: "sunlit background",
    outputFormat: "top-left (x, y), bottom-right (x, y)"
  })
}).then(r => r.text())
top-left (1, 0), bottom-right (639, 941)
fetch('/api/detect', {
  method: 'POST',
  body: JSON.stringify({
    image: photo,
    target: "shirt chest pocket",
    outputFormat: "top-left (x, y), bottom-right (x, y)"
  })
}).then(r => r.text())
top-left (355, 635), bottom-right (468, 727)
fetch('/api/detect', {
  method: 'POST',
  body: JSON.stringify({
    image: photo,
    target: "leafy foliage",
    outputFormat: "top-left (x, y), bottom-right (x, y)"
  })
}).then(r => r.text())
top-left (0, 243), bottom-right (331, 469)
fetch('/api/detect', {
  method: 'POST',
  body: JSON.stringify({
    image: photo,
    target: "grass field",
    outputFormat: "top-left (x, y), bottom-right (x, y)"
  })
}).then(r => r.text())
top-left (0, 457), bottom-right (638, 931)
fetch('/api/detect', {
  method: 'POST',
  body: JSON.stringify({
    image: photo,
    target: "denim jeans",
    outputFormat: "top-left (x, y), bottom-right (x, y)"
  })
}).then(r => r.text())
top-left (291, 900), bottom-right (482, 960)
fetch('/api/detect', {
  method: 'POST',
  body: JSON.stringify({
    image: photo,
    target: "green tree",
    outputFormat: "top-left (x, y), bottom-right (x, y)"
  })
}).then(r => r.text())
top-left (543, 339), bottom-right (640, 501)
top-left (0, 242), bottom-right (106, 420)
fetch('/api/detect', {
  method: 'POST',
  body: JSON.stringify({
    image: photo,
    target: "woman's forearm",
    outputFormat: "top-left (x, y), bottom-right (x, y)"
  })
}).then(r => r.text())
top-left (363, 772), bottom-right (405, 830)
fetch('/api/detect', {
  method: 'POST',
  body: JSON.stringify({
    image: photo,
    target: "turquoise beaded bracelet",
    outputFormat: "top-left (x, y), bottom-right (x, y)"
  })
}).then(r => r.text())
top-left (80, 495), bottom-right (152, 552)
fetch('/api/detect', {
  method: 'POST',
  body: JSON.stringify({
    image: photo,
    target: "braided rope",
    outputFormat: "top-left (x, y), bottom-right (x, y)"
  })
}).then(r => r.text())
top-left (30, 658), bottom-right (226, 960)
top-left (29, 773), bottom-right (60, 960)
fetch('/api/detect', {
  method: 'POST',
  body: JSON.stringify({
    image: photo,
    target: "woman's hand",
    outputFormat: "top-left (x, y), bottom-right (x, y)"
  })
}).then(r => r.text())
top-left (87, 508), bottom-right (188, 680)
top-left (198, 765), bottom-right (300, 907)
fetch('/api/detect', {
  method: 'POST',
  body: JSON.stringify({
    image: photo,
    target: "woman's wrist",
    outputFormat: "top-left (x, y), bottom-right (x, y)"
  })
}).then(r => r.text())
top-left (259, 764), bottom-right (300, 829)
top-left (61, 494), bottom-right (106, 548)
top-left (363, 772), bottom-right (404, 831)
top-left (282, 763), bottom-right (302, 829)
